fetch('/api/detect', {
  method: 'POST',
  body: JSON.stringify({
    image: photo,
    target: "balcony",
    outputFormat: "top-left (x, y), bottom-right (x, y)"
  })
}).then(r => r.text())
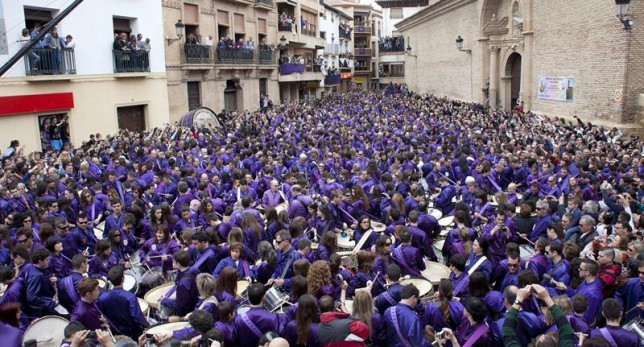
top-left (279, 23), bottom-right (295, 33)
top-left (216, 48), bottom-right (255, 65)
top-left (339, 59), bottom-right (353, 70)
top-left (182, 44), bottom-right (214, 66)
top-left (354, 22), bottom-right (370, 35)
top-left (254, 0), bottom-right (274, 9)
top-left (113, 50), bottom-right (150, 73)
top-left (24, 48), bottom-right (76, 76)
top-left (354, 65), bottom-right (371, 75)
top-left (278, 63), bottom-right (323, 82)
top-left (339, 27), bottom-right (352, 40)
top-left (259, 49), bottom-right (276, 65)
top-left (324, 44), bottom-right (340, 55)
top-left (279, 63), bottom-right (305, 75)
top-left (324, 74), bottom-right (341, 85)
top-left (354, 47), bottom-right (372, 56)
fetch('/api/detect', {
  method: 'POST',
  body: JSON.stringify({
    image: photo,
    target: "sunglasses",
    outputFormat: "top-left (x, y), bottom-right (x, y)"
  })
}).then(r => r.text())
top-left (17, 238), bottom-right (28, 243)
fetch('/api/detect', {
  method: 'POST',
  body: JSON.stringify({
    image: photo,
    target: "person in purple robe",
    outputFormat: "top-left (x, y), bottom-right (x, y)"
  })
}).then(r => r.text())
top-left (553, 258), bottom-right (603, 325)
top-left (529, 201), bottom-right (552, 242)
top-left (465, 237), bottom-right (493, 280)
top-left (0, 303), bottom-right (23, 347)
top-left (481, 210), bottom-right (515, 264)
top-left (433, 177), bottom-right (456, 215)
top-left (588, 298), bottom-right (642, 347)
top-left (138, 224), bottom-right (180, 272)
top-left (615, 261), bottom-right (644, 322)
top-left (97, 265), bottom-right (149, 340)
top-left (88, 240), bottom-right (120, 278)
top-left (213, 242), bottom-right (252, 281)
top-left (70, 277), bottom-right (104, 331)
top-left (233, 283), bottom-right (285, 347)
top-left (423, 279), bottom-right (465, 332)
top-left (283, 294), bottom-right (322, 347)
top-left (438, 297), bottom-right (494, 347)
top-left (383, 284), bottom-right (432, 347)
top-left (492, 251), bottom-right (522, 292)
top-left (160, 250), bottom-right (200, 317)
top-left (542, 241), bottom-right (571, 296)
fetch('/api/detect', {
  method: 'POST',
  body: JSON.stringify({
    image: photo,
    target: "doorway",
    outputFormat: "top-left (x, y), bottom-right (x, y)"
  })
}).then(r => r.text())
top-left (117, 105), bottom-right (146, 131)
top-left (224, 79), bottom-right (240, 113)
top-left (506, 53), bottom-right (522, 108)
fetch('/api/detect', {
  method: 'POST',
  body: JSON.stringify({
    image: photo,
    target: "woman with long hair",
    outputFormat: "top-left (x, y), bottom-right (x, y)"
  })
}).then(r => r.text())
top-left (168, 272), bottom-right (220, 328)
top-left (422, 279), bottom-right (464, 331)
top-left (464, 237), bottom-right (493, 279)
top-left (214, 266), bottom-right (238, 304)
top-left (350, 289), bottom-right (384, 346)
top-left (314, 204), bottom-right (334, 240)
top-left (390, 192), bottom-right (406, 217)
top-left (285, 275), bottom-right (308, 322)
top-left (254, 240), bottom-right (276, 284)
top-left (79, 189), bottom-right (104, 226)
top-left (57, 196), bottom-right (76, 224)
top-left (307, 260), bottom-right (336, 300)
top-left (148, 205), bottom-right (168, 232)
top-left (347, 251), bottom-right (375, 297)
top-left (198, 199), bottom-right (215, 229)
top-left (226, 227), bottom-right (257, 263)
top-left (88, 239), bottom-right (119, 278)
top-left (264, 207), bottom-right (288, 241)
top-left (241, 213), bottom-right (262, 258)
top-left (316, 231), bottom-right (337, 262)
top-left (352, 215), bottom-right (378, 251)
top-left (138, 225), bottom-right (180, 271)
top-left (283, 294), bottom-right (321, 347)
top-left (468, 271), bottom-right (505, 320)
top-left (371, 234), bottom-right (392, 296)
top-left (46, 236), bottom-right (71, 278)
top-left (349, 186), bottom-right (370, 219)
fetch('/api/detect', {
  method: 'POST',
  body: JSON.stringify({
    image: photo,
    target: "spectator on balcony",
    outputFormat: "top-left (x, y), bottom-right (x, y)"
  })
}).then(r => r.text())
top-left (21, 28), bottom-right (41, 73)
top-left (127, 34), bottom-right (138, 51)
top-left (217, 38), bottom-right (226, 51)
top-left (136, 33), bottom-right (145, 49)
top-left (113, 33), bottom-right (131, 71)
top-left (43, 27), bottom-right (65, 73)
top-left (113, 33), bottom-right (129, 51)
top-left (201, 35), bottom-right (213, 46)
top-left (245, 39), bottom-right (255, 51)
top-left (64, 35), bottom-right (76, 49)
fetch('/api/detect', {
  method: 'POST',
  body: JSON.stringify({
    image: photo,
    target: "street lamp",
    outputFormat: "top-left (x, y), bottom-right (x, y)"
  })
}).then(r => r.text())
top-left (279, 35), bottom-right (288, 49)
top-left (455, 36), bottom-right (471, 54)
top-left (405, 45), bottom-right (417, 58)
top-left (167, 19), bottom-right (185, 45)
top-left (615, 0), bottom-right (633, 29)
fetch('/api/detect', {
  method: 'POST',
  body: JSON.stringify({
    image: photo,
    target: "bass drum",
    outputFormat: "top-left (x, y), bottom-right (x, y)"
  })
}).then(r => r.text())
top-left (23, 315), bottom-right (69, 347)
top-left (180, 107), bottom-right (224, 131)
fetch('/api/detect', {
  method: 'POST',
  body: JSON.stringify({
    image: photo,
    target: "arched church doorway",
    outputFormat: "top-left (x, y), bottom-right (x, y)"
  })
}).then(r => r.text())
top-left (505, 53), bottom-right (522, 108)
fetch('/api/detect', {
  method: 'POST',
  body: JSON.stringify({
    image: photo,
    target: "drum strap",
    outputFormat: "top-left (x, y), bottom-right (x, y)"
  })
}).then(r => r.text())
top-left (241, 259), bottom-right (251, 279)
top-left (199, 296), bottom-right (219, 310)
top-left (467, 256), bottom-right (488, 276)
top-left (598, 328), bottom-right (618, 347)
top-left (390, 307), bottom-right (412, 347)
top-left (453, 275), bottom-right (468, 297)
top-left (240, 312), bottom-right (263, 338)
top-left (192, 249), bottom-right (215, 271)
top-left (382, 291), bottom-right (396, 306)
top-left (353, 229), bottom-right (373, 253)
top-left (279, 251), bottom-right (296, 279)
top-left (463, 323), bottom-right (489, 347)
top-left (392, 247), bottom-right (421, 278)
top-left (62, 275), bottom-right (80, 303)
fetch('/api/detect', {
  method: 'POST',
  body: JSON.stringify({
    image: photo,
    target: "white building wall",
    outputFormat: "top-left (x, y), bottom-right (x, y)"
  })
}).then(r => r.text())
top-left (381, 7), bottom-right (422, 37)
top-left (0, 0), bottom-right (166, 77)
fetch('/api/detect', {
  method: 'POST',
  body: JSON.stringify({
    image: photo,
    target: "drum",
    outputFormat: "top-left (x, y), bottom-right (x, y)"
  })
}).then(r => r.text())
top-left (337, 233), bottom-right (355, 249)
top-left (311, 242), bottom-right (319, 250)
top-left (144, 283), bottom-right (175, 308)
top-left (264, 287), bottom-right (287, 312)
top-left (275, 202), bottom-right (289, 215)
top-left (371, 221), bottom-right (386, 233)
top-left (54, 304), bottom-right (69, 315)
top-left (140, 267), bottom-right (166, 294)
top-left (520, 245), bottom-right (536, 260)
top-left (420, 260), bottom-right (451, 285)
top-left (237, 305), bottom-right (252, 315)
top-left (438, 216), bottom-right (454, 227)
top-left (94, 221), bottom-right (105, 240)
top-left (400, 278), bottom-right (433, 298)
top-left (439, 228), bottom-right (450, 237)
top-left (433, 239), bottom-right (445, 252)
top-left (138, 297), bottom-right (150, 316)
top-left (123, 273), bottom-right (139, 294)
top-left (623, 317), bottom-right (644, 343)
top-left (427, 208), bottom-right (443, 219)
top-left (126, 264), bottom-right (146, 283)
top-left (343, 300), bottom-right (354, 313)
top-left (97, 278), bottom-right (107, 289)
top-left (237, 280), bottom-right (250, 297)
top-left (23, 315), bottom-right (69, 347)
top-left (145, 321), bottom-right (191, 335)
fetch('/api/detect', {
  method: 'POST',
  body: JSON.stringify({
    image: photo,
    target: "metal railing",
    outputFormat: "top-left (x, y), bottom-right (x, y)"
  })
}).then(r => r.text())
top-left (355, 66), bottom-right (370, 71)
top-left (354, 48), bottom-right (372, 56)
top-left (183, 44), bottom-right (214, 64)
top-left (302, 28), bottom-right (316, 37)
top-left (113, 50), bottom-right (150, 73)
top-left (257, 0), bottom-right (273, 5)
top-left (259, 49), bottom-right (275, 64)
top-left (380, 71), bottom-right (405, 77)
top-left (24, 48), bottom-right (76, 75)
top-left (324, 44), bottom-right (340, 55)
top-left (216, 48), bottom-right (255, 64)
top-left (339, 30), bottom-right (352, 40)
top-left (278, 23), bottom-right (294, 32)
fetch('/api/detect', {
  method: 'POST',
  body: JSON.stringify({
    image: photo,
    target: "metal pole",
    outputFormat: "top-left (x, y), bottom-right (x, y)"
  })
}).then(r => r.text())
top-left (0, 0), bottom-right (84, 77)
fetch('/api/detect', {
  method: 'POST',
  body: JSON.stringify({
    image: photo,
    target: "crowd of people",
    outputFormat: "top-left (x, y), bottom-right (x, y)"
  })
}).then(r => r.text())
top-left (0, 89), bottom-right (643, 347)
top-left (378, 37), bottom-right (405, 53)
top-left (23, 23), bottom-right (76, 75)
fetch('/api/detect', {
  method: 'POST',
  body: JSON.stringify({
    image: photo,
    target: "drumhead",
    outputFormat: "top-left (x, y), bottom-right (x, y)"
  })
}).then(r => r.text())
top-left (344, 300), bottom-right (354, 313)
top-left (23, 315), bottom-right (69, 347)
top-left (433, 239), bottom-right (445, 251)
top-left (144, 283), bottom-right (174, 308)
top-left (371, 221), bottom-right (386, 232)
top-left (138, 297), bottom-right (149, 315)
top-left (337, 234), bottom-right (355, 249)
top-left (420, 261), bottom-right (451, 285)
top-left (428, 208), bottom-right (443, 219)
top-left (97, 278), bottom-right (107, 289)
top-left (237, 280), bottom-right (250, 296)
top-left (145, 321), bottom-right (191, 335)
top-left (401, 278), bottom-right (433, 297)
top-left (124, 274), bottom-right (138, 292)
top-left (438, 216), bottom-right (454, 227)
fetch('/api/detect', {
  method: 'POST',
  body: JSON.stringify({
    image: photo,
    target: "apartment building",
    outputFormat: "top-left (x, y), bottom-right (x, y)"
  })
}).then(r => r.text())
top-left (318, 3), bottom-right (353, 94)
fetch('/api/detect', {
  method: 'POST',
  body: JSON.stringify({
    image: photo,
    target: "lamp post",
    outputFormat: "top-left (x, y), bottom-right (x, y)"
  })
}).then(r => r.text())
top-left (615, 0), bottom-right (633, 29)
top-left (167, 19), bottom-right (185, 45)
top-left (455, 36), bottom-right (471, 54)
top-left (279, 35), bottom-right (288, 49)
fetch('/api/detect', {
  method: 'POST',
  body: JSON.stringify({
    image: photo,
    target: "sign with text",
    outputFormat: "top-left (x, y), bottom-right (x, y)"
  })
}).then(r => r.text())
top-left (537, 76), bottom-right (574, 101)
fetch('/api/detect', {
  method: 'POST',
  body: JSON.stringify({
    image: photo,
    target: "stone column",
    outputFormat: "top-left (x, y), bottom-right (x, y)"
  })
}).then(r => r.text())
top-left (489, 45), bottom-right (500, 108)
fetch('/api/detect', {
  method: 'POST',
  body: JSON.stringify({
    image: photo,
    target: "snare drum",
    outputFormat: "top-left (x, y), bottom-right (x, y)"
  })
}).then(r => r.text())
top-left (138, 297), bottom-right (150, 316)
top-left (275, 202), bottom-right (289, 215)
top-left (23, 315), bottom-right (69, 347)
top-left (264, 287), bottom-right (287, 312)
top-left (427, 208), bottom-right (443, 219)
top-left (420, 260), bottom-right (451, 285)
top-left (97, 278), bottom-right (107, 289)
top-left (438, 216), bottom-right (454, 227)
top-left (371, 221), bottom-right (386, 233)
top-left (520, 245), bottom-right (536, 260)
top-left (144, 283), bottom-right (175, 308)
top-left (400, 278), bottom-right (433, 298)
top-left (123, 273), bottom-right (139, 294)
top-left (126, 264), bottom-right (146, 283)
top-left (145, 321), bottom-right (191, 335)
top-left (140, 267), bottom-right (166, 294)
top-left (237, 280), bottom-right (250, 297)
top-left (337, 233), bottom-right (355, 249)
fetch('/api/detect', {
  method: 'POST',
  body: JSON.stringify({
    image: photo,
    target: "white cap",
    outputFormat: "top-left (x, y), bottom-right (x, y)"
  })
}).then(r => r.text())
top-left (465, 176), bottom-right (476, 184)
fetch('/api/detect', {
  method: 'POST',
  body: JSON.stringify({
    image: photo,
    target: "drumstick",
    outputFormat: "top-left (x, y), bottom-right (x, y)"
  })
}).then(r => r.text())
top-left (625, 305), bottom-right (642, 315)
top-left (518, 234), bottom-right (535, 245)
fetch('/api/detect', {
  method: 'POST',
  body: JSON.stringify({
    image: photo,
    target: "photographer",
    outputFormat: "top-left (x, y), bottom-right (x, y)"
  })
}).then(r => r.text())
top-left (502, 284), bottom-right (574, 347)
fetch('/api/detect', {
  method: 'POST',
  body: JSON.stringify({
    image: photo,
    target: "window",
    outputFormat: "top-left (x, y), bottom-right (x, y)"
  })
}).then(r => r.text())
top-left (113, 17), bottom-right (132, 35)
top-left (217, 11), bottom-right (229, 25)
top-left (390, 8), bottom-right (403, 19)
top-left (259, 78), bottom-right (267, 97)
top-left (184, 3), bottom-right (199, 24)
top-left (234, 14), bottom-right (245, 34)
top-left (188, 82), bottom-right (201, 111)
top-left (38, 113), bottom-right (69, 151)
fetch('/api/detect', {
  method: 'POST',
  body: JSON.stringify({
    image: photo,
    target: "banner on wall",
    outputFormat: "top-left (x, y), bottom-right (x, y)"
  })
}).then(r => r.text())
top-left (537, 76), bottom-right (574, 101)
